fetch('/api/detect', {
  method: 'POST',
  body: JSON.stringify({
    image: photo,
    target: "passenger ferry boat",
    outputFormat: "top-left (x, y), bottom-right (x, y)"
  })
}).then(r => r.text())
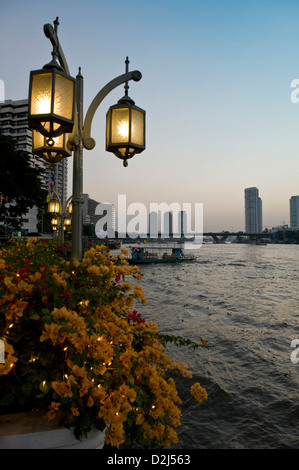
top-left (126, 243), bottom-right (195, 264)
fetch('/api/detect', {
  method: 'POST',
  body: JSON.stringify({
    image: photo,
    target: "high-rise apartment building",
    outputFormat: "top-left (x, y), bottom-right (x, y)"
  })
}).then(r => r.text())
top-left (83, 193), bottom-right (110, 226)
top-left (92, 199), bottom-right (115, 238)
top-left (290, 196), bottom-right (299, 228)
top-left (244, 187), bottom-right (263, 233)
top-left (149, 212), bottom-right (158, 237)
top-left (0, 99), bottom-right (68, 233)
top-left (178, 210), bottom-right (188, 237)
top-left (163, 211), bottom-right (173, 236)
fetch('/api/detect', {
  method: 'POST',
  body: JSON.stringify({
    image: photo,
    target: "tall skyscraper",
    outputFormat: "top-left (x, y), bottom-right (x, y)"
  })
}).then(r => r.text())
top-left (0, 99), bottom-right (68, 233)
top-left (290, 196), bottom-right (299, 228)
top-left (244, 187), bottom-right (263, 233)
top-left (94, 201), bottom-right (115, 238)
top-left (163, 211), bottom-right (173, 236)
top-left (83, 194), bottom-right (100, 225)
top-left (149, 212), bottom-right (158, 237)
top-left (178, 210), bottom-right (188, 237)
top-left (82, 194), bottom-right (115, 230)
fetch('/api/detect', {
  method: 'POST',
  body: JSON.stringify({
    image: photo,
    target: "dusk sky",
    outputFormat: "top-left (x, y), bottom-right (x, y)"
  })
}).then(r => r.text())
top-left (1, 0), bottom-right (299, 231)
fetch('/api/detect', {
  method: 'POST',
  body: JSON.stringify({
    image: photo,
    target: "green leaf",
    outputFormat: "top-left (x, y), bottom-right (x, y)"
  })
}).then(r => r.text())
top-left (29, 313), bottom-right (40, 321)
top-left (27, 373), bottom-right (37, 383)
top-left (0, 394), bottom-right (14, 406)
top-left (126, 410), bottom-right (135, 427)
top-left (21, 383), bottom-right (33, 396)
top-left (127, 374), bottom-right (135, 385)
top-left (18, 396), bottom-right (27, 406)
top-left (158, 333), bottom-right (200, 350)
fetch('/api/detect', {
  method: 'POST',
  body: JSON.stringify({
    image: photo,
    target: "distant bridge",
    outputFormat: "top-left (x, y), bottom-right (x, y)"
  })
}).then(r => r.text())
top-left (202, 232), bottom-right (267, 243)
top-left (98, 231), bottom-right (269, 244)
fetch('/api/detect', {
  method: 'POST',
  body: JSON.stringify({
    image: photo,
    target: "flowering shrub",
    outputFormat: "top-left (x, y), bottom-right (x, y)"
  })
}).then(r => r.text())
top-left (0, 239), bottom-right (207, 448)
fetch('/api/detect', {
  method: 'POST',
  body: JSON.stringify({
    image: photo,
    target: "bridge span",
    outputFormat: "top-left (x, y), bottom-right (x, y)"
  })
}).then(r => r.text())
top-left (203, 232), bottom-right (267, 243)
top-left (105, 231), bottom-right (269, 243)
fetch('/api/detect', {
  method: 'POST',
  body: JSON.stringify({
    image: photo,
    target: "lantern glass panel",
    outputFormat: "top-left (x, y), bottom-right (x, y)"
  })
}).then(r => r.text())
top-left (111, 108), bottom-right (130, 143)
top-left (32, 130), bottom-right (71, 165)
top-left (52, 134), bottom-right (65, 148)
top-left (118, 148), bottom-right (126, 157)
top-left (40, 121), bottom-right (60, 133)
top-left (131, 109), bottom-right (145, 146)
top-left (30, 73), bottom-right (52, 115)
top-left (54, 74), bottom-right (75, 120)
top-left (33, 130), bottom-right (44, 150)
top-left (33, 131), bottom-right (66, 151)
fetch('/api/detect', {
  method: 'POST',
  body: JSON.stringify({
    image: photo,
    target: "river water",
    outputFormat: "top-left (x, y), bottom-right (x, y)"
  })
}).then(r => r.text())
top-left (135, 242), bottom-right (299, 449)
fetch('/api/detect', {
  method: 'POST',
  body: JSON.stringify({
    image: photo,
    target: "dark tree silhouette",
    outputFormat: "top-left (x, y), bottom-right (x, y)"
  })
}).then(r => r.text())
top-left (0, 132), bottom-right (47, 231)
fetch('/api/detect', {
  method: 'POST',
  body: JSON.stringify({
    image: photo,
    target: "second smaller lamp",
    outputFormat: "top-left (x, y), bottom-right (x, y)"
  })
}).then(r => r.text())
top-left (106, 58), bottom-right (145, 167)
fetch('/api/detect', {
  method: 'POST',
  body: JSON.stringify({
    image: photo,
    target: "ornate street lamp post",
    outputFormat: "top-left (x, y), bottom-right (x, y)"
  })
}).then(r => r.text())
top-left (48, 190), bottom-right (72, 244)
top-left (28, 18), bottom-right (145, 261)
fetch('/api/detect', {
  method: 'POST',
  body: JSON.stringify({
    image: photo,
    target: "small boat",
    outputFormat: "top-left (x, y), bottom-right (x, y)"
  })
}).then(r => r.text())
top-left (126, 243), bottom-right (195, 264)
top-left (250, 239), bottom-right (267, 246)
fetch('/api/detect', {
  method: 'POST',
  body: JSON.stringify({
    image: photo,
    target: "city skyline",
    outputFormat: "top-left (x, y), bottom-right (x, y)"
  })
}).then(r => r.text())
top-left (1, 1), bottom-right (299, 231)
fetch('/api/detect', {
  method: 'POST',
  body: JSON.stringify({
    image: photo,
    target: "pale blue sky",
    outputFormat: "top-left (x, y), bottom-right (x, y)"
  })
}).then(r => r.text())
top-left (1, 0), bottom-right (299, 231)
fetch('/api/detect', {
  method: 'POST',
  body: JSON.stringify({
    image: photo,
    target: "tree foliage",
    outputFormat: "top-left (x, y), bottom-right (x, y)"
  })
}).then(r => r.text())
top-left (0, 132), bottom-right (47, 231)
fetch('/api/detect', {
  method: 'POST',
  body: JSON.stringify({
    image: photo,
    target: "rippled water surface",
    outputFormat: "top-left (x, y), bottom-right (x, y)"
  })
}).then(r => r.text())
top-left (135, 243), bottom-right (299, 449)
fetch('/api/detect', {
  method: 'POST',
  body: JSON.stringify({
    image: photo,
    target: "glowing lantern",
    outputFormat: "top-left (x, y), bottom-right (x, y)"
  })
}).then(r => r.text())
top-left (28, 54), bottom-right (75, 138)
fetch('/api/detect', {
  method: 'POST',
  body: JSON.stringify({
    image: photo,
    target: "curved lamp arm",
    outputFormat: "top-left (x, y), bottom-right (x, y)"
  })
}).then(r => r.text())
top-left (82, 70), bottom-right (142, 150)
top-left (43, 18), bottom-right (70, 75)
top-left (63, 195), bottom-right (73, 214)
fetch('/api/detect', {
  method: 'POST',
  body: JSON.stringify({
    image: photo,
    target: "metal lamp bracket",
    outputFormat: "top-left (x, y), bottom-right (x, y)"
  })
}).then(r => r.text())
top-left (43, 18), bottom-right (70, 75)
top-left (82, 70), bottom-right (142, 150)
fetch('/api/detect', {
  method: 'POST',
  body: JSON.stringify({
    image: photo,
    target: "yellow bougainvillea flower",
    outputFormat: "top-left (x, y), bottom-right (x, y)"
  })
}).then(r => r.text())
top-left (190, 382), bottom-right (208, 403)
